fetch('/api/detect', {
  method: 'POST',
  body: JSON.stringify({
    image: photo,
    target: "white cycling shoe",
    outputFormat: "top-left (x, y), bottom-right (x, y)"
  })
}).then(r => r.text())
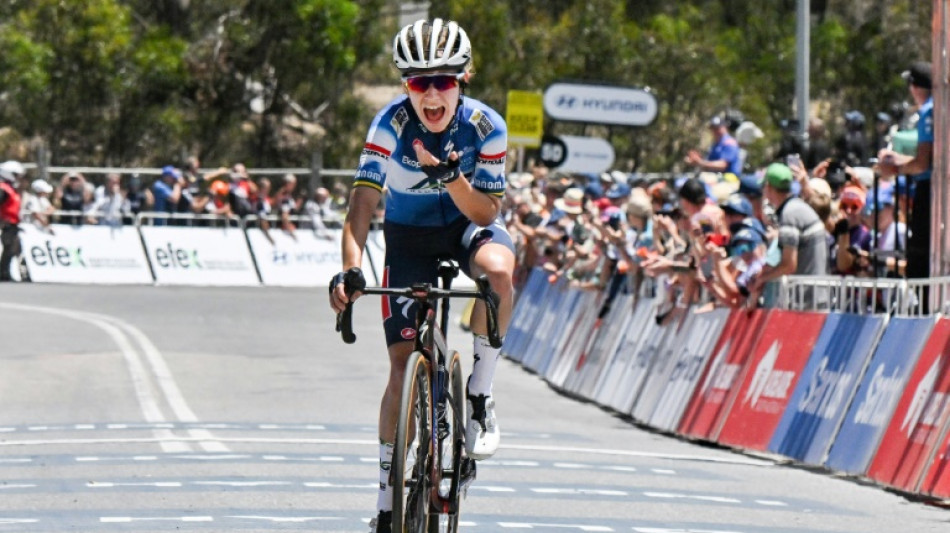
top-left (465, 394), bottom-right (500, 460)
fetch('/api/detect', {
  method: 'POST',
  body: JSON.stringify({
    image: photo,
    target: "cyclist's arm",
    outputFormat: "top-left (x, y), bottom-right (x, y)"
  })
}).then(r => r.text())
top-left (445, 176), bottom-right (501, 227)
top-left (341, 186), bottom-right (380, 271)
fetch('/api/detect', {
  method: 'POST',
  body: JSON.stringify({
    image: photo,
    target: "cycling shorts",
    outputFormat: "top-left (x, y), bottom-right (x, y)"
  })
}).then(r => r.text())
top-left (381, 216), bottom-right (514, 347)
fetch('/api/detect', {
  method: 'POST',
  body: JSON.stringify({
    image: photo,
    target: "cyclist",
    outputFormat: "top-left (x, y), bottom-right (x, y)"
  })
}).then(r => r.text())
top-left (328, 18), bottom-right (515, 532)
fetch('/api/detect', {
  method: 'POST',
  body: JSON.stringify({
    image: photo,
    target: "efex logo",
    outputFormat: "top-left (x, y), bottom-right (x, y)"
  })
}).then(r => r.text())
top-left (31, 241), bottom-right (86, 267)
top-left (154, 243), bottom-right (202, 269)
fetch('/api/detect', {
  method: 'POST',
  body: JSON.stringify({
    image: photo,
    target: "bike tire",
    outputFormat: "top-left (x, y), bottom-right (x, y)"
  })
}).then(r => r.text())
top-left (392, 352), bottom-right (432, 533)
top-left (429, 350), bottom-right (463, 533)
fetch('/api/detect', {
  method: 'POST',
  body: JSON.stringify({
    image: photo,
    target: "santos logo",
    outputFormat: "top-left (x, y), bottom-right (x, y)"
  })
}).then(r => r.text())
top-left (853, 364), bottom-right (904, 427)
top-left (154, 244), bottom-right (202, 269)
top-left (797, 356), bottom-right (855, 420)
top-left (31, 241), bottom-right (86, 267)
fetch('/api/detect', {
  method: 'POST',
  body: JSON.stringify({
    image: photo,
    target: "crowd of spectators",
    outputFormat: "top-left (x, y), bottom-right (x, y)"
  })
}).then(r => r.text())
top-left (504, 60), bottom-right (933, 316)
top-left (13, 159), bottom-right (350, 235)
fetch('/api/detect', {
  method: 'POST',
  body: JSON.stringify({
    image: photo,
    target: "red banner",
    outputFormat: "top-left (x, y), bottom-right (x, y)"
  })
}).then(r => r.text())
top-left (715, 310), bottom-right (827, 451)
top-left (677, 309), bottom-right (768, 440)
top-left (920, 424), bottom-right (950, 498)
top-left (867, 319), bottom-right (950, 493)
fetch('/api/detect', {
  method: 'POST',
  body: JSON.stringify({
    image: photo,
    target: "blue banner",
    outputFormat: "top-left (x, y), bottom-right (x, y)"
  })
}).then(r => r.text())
top-left (824, 317), bottom-right (935, 475)
top-left (768, 313), bottom-right (885, 463)
top-left (504, 268), bottom-right (548, 363)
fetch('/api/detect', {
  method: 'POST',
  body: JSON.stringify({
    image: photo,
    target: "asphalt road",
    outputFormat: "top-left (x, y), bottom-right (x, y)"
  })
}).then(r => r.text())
top-left (0, 284), bottom-right (947, 532)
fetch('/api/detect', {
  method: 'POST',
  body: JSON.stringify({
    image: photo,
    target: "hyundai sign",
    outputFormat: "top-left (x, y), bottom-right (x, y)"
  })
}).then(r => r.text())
top-left (543, 82), bottom-right (658, 127)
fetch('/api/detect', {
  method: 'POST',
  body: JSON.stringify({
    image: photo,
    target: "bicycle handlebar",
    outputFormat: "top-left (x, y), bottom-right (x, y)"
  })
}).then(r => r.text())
top-left (336, 271), bottom-right (502, 349)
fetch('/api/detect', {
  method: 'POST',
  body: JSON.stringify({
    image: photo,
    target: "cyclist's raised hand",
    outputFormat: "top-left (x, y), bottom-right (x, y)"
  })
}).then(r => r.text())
top-left (329, 267), bottom-right (366, 313)
top-left (413, 139), bottom-right (460, 184)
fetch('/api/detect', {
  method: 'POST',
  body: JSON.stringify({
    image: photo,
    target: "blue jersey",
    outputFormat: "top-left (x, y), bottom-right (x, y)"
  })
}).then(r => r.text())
top-left (708, 134), bottom-right (742, 176)
top-left (914, 97), bottom-right (933, 182)
top-left (353, 95), bottom-right (507, 227)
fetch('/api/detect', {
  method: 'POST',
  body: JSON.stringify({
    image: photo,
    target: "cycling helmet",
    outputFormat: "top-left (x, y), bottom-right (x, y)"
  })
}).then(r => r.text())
top-left (393, 18), bottom-right (471, 76)
top-left (0, 160), bottom-right (25, 182)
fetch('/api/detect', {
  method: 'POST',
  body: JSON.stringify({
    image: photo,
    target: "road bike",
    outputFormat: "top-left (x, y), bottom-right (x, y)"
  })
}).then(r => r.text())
top-left (337, 260), bottom-right (502, 532)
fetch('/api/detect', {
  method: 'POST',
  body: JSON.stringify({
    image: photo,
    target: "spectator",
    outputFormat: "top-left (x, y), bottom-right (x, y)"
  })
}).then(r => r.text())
top-left (57, 171), bottom-right (89, 225)
top-left (684, 115), bottom-right (742, 176)
top-left (835, 110), bottom-right (869, 167)
top-left (87, 173), bottom-right (125, 227)
top-left (803, 117), bottom-right (831, 170)
top-left (735, 120), bottom-right (764, 173)
top-left (151, 165), bottom-right (183, 225)
top-left (832, 184), bottom-right (872, 275)
top-left (751, 163), bottom-right (828, 305)
top-left (873, 112), bottom-right (894, 154)
top-left (705, 226), bottom-right (766, 309)
top-left (305, 186), bottom-right (342, 228)
top-left (0, 161), bottom-right (24, 281)
top-left (227, 164), bottom-right (255, 218)
top-left (123, 174), bottom-right (152, 217)
top-left (737, 171), bottom-right (766, 223)
top-left (878, 61), bottom-right (933, 286)
top-left (272, 173), bottom-right (299, 235)
top-left (24, 178), bottom-right (56, 234)
top-left (862, 184), bottom-right (906, 278)
top-left (205, 179), bottom-right (232, 219)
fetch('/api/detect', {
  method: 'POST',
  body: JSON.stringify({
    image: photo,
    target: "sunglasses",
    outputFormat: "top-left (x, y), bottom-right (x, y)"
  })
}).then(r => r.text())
top-left (404, 75), bottom-right (460, 93)
top-left (840, 201), bottom-right (863, 212)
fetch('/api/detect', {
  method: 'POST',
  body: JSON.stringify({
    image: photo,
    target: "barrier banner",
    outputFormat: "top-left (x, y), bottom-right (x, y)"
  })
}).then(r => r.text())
top-left (546, 289), bottom-right (603, 387)
top-left (503, 268), bottom-right (549, 362)
top-left (648, 307), bottom-right (731, 432)
top-left (595, 298), bottom-right (656, 410)
top-left (140, 225), bottom-right (260, 286)
top-left (920, 420), bottom-right (950, 498)
top-left (522, 278), bottom-right (576, 372)
top-left (768, 313), bottom-right (885, 463)
top-left (825, 317), bottom-right (935, 475)
top-left (868, 318), bottom-right (950, 492)
top-left (573, 294), bottom-right (636, 400)
top-left (247, 228), bottom-right (336, 287)
top-left (717, 310), bottom-right (826, 451)
top-left (621, 307), bottom-right (686, 416)
top-left (678, 309), bottom-right (768, 441)
top-left (20, 224), bottom-right (153, 284)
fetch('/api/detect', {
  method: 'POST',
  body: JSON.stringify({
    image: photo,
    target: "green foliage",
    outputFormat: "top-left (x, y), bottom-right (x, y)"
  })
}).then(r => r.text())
top-left (0, 0), bottom-right (935, 171)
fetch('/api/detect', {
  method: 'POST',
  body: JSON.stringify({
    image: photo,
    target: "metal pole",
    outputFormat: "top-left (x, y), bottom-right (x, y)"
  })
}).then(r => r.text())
top-left (932, 0), bottom-right (950, 277)
top-left (795, 0), bottom-right (810, 140)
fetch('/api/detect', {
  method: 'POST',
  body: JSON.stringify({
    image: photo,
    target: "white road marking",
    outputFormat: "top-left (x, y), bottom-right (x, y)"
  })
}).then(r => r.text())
top-left (644, 492), bottom-right (741, 504)
top-left (499, 523), bottom-right (613, 531)
top-left (100, 516), bottom-right (213, 523)
top-left (194, 480), bottom-right (291, 487)
top-left (501, 444), bottom-right (774, 467)
top-left (531, 488), bottom-right (629, 497)
top-left (88, 481), bottom-right (182, 488)
top-left (0, 519), bottom-right (39, 524)
top-left (0, 303), bottom-right (229, 454)
top-left (650, 468), bottom-right (676, 475)
top-left (227, 515), bottom-right (344, 522)
top-left (0, 458), bottom-right (31, 464)
top-left (304, 481), bottom-right (377, 489)
top-left (754, 500), bottom-right (788, 506)
top-left (471, 485), bottom-right (517, 493)
top-left (633, 529), bottom-right (746, 533)
top-left (0, 484), bottom-right (36, 490)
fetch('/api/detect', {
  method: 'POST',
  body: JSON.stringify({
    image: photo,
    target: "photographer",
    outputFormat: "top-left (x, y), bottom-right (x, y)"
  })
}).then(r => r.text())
top-left (832, 184), bottom-right (872, 276)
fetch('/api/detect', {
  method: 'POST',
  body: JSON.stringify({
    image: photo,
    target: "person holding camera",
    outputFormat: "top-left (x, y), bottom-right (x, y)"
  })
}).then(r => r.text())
top-left (832, 184), bottom-right (872, 276)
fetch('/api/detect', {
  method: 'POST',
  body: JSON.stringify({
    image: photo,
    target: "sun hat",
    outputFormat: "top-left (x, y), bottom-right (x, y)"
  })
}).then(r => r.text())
top-left (554, 187), bottom-right (584, 215)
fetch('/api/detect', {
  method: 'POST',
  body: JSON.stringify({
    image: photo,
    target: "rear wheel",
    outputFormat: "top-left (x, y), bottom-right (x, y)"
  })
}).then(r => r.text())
top-left (392, 352), bottom-right (432, 533)
top-left (429, 351), bottom-right (463, 533)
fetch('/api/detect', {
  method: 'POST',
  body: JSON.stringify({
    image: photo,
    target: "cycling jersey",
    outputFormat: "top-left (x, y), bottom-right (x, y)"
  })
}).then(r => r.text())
top-left (353, 95), bottom-right (507, 227)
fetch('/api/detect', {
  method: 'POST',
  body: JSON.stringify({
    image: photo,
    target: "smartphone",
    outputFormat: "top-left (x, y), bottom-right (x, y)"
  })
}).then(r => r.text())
top-left (786, 153), bottom-right (801, 168)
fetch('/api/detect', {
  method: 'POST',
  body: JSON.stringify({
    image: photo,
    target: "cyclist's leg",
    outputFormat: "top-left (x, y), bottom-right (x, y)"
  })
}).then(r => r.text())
top-left (458, 219), bottom-right (515, 459)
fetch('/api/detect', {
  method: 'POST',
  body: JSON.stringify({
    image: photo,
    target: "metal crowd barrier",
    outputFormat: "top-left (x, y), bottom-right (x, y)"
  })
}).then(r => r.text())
top-left (777, 275), bottom-right (950, 317)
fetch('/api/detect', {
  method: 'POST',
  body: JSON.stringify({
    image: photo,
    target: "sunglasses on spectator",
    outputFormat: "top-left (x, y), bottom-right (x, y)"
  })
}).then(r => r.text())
top-left (404, 75), bottom-right (460, 93)
top-left (840, 201), bottom-right (863, 212)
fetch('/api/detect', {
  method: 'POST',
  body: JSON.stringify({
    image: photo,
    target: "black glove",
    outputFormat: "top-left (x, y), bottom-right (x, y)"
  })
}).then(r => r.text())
top-left (421, 154), bottom-right (461, 184)
top-left (330, 267), bottom-right (365, 297)
top-left (833, 219), bottom-right (850, 239)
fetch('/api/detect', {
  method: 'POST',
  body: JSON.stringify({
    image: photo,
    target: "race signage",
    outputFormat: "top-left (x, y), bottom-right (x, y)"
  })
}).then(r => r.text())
top-left (247, 228), bottom-right (345, 287)
top-left (543, 82), bottom-right (658, 127)
top-left (20, 224), bottom-right (153, 284)
top-left (140, 225), bottom-right (260, 286)
top-left (768, 313), bottom-right (885, 464)
top-left (825, 317), bottom-right (934, 475)
top-left (506, 90), bottom-right (544, 147)
top-left (716, 310), bottom-right (827, 451)
top-left (540, 134), bottom-right (615, 173)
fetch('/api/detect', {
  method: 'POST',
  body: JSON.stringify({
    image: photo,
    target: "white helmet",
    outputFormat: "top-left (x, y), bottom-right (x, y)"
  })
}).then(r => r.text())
top-left (0, 160), bottom-right (25, 183)
top-left (393, 18), bottom-right (471, 76)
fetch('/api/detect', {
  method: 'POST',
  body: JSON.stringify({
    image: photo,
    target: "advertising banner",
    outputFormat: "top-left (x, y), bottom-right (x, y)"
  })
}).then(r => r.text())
top-left (678, 309), bottom-right (768, 441)
top-left (247, 228), bottom-right (340, 287)
top-left (621, 307), bottom-right (686, 416)
top-left (521, 278), bottom-right (575, 372)
top-left (648, 308), bottom-right (731, 432)
top-left (631, 308), bottom-right (697, 423)
top-left (546, 289), bottom-right (603, 387)
top-left (825, 317), bottom-right (935, 475)
top-left (506, 90), bottom-right (544, 147)
top-left (140, 225), bottom-right (260, 286)
top-left (768, 313), bottom-right (885, 464)
top-left (595, 298), bottom-right (656, 409)
top-left (573, 294), bottom-right (636, 400)
top-left (543, 82), bottom-right (658, 126)
top-left (717, 310), bottom-right (827, 451)
top-left (920, 421), bottom-right (950, 498)
top-left (20, 224), bottom-right (153, 284)
top-left (504, 268), bottom-right (549, 363)
top-left (868, 319), bottom-right (950, 492)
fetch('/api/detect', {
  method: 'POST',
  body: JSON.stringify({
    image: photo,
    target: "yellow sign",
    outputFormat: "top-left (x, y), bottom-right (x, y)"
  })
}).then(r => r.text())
top-left (505, 90), bottom-right (543, 148)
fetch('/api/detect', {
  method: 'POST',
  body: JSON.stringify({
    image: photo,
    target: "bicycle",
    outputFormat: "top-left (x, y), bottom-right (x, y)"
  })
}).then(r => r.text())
top-left (336, 260), bottom-right (502, 532)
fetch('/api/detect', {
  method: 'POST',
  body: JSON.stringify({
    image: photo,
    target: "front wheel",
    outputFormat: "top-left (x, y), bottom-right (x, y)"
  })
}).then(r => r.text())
top-left (392, 352), bottom-right (432, 532)
top-left (429, 350), bottom-right (463, 533)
